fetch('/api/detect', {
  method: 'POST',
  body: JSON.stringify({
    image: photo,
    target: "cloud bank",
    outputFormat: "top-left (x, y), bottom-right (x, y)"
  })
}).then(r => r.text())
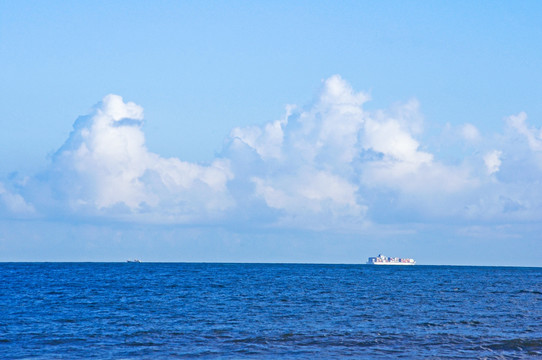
top-left (4, 76), bottom-right (542, 230)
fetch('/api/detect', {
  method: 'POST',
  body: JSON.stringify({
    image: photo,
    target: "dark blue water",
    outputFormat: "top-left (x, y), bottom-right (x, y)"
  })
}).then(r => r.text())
top-left (0, 263), bottom-right (541, 359)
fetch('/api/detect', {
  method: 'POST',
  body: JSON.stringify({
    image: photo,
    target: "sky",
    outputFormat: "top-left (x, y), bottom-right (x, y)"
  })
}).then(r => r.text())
top-left (1, 1), bottom-right (542, 266)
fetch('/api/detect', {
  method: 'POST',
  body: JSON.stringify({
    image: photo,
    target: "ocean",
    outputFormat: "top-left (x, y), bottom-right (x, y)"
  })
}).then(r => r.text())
top-left (0, 263), bottom-right (540, 359)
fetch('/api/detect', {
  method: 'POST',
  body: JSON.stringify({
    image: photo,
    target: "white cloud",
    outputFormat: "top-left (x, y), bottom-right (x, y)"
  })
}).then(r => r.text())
top-left (461, 123), bottom-right (481, 142)
top-left (0, 183), bottom-right (35, 215)
top-left (252, 169), bottom-right (364, 215)
top-left (362, 116), bottom-right (433, 166)
top-left (507, 112), bottom-right (542, 152)
top-left (225, 75), bottom-right (482, 226)
top-left (484, 150), bottom-right (502, 175)
top-left (225, 75), bottom-right (370, 227)
top-left (230, 105), bottom-right (290, 161)
top-left (4, 76), bottom-right (542, 229)
top-left (49, 94), bottom-right (234, 222)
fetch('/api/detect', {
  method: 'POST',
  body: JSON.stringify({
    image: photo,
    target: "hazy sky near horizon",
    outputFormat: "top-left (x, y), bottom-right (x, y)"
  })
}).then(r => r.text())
top-left (1, 1), bottom-right (542, 265)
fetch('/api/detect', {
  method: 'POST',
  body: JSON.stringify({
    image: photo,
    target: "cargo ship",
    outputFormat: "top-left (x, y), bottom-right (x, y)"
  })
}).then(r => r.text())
top-left (367, 254), bottom-right (415, 265)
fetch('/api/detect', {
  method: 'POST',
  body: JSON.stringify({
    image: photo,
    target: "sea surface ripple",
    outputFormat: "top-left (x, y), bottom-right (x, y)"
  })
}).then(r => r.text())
top-left (0, 263), bottom-right (541, 359)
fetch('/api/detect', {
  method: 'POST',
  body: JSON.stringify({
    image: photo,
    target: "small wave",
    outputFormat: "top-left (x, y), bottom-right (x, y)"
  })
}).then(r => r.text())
top-left (123, 341), bottom-right (163, 347)
top-left (129, 330), bottom-right (158, 336)
top-left (298, 338), bottom-right (378, 348)
top-left (486, 338), bottom-right (542, 351)
top-left (517, 289), bottom-right (542, 295)
top-left (457, 320), bottom-right (483, 326)
top-left (230, 336), bottom-right (269, 345)
top-left (210, 283), bottom-right (227, 289)
top-left (55, 318), bottom-right (77, 323)
top-left (42, 338), bottom-right (86, 345)
top-left (280, 332), bottom-right (297, 339)
top-left (416, 322), bottom-right (442, 328)
top-left (226, 332), bottom-right (380, 349)
top-left (45, 290), bottom-right (64, 295)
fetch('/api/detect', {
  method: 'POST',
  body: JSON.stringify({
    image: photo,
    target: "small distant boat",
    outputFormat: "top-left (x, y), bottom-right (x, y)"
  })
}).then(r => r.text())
top-left (126, 259), bottom-right (141, 263)
top-left (367, 254), bottom-right (415, 265)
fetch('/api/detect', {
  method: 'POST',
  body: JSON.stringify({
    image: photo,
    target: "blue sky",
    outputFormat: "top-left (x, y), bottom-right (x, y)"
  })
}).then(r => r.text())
top-left (1, 1), bottom-right (542, 265)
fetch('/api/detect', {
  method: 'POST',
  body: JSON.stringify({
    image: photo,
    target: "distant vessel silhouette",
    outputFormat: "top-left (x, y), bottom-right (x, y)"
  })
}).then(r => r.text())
top-left (367, 254), bottom-right (415, 265)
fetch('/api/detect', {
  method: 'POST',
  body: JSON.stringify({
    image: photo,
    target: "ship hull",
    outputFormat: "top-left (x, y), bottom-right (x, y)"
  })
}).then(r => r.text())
top-left (367, 262), bottom-right (415, 265)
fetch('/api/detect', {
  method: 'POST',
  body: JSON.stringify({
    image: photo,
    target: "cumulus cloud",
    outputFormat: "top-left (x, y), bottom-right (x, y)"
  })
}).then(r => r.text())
top-left (225, 75), bottom-right (479, 225)
top-left (4, 76), bottom-right (542, 229)
top-left (47, 94), bottom-right (234, 222)
top-left (225, 76), bottom-right (369, 227)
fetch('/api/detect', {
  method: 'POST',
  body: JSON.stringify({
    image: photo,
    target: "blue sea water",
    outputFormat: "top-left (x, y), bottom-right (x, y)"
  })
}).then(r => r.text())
top-left (0, 263), bottom-right (541, 359)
